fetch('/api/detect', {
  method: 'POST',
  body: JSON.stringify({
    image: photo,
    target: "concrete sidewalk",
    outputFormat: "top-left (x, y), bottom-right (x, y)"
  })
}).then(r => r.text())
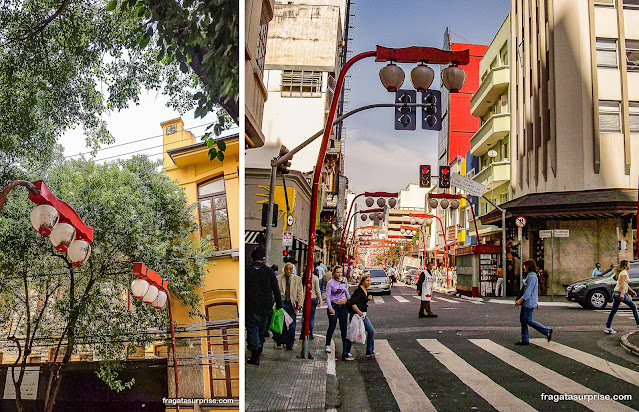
top-left (245, 334), bottom-right (338, 411)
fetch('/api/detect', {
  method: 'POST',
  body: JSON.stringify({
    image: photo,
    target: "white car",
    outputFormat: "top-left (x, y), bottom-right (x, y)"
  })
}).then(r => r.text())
top-left (364, 267), bottom-right (392, 295)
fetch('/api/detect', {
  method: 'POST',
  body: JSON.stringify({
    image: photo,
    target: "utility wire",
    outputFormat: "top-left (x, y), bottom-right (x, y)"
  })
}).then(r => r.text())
top-left (65, 122), bottom-right (215, 159)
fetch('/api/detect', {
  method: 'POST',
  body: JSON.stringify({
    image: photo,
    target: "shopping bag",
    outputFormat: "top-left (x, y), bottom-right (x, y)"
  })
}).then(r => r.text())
top-left (346, 315), bottom-right (366, 344)
top-left (269, 308), bottom-right (285, 334)
top-left (283, 310), bottom-right (293, 327)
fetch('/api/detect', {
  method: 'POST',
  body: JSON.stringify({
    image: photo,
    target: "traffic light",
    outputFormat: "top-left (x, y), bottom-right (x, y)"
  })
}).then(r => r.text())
top-left (283, 248), bottom-right (296, 263)
top-left (419, 165), bottom-right (431, 188)
top-left (277, 145), bottom-right (291, 174)
top-left (422, 89), bottom-right (441, 131)
top-left (511, 243), bottom-right (520, 259)
top-left (438, 165), bottom-right (450, 188)
top-left (261, 203), bottom-right (279, 227)
top-left (395, 90), bottom-right (416, 131)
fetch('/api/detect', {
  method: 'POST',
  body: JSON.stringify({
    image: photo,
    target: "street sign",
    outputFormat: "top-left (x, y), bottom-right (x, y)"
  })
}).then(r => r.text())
top-left (282, 231), bottom-right (293, 247)
top-left (450, 173), bottom-right (485, 197)
top-left (287, 214), bottom-right (294, 226)
top-left (539, 230), bottom-right (552, 239)
top-left (515, 216), bottom-right (527, 228)
top-left (553, 229), bottom-right (569, 238)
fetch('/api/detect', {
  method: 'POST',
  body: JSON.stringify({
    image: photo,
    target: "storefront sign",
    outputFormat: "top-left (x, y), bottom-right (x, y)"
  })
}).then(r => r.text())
top-left (4, 366), bottom-right (39, 400)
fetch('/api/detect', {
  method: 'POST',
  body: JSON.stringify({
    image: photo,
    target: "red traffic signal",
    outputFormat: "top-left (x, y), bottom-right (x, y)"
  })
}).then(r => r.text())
top-left (419, 165), bottom-right (431, 188)
top-left (439, 166), bottom-right (450, 188)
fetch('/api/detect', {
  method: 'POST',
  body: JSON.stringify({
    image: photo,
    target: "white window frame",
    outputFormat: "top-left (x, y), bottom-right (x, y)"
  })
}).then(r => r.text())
top-left (623, 0), bottom-right (639, 9)
top-left (630, 102), bottom-right (639, 133)
top-left (595, 0), bottom-right (615, 7)
top-left (599, 100), bottom-right (622, 133)
top-left (626, 40), bottom-right (639, 72)
top-left (280, 70), bottom-right (323, 98)
top-left (596, 38), bottom-right (618, 68)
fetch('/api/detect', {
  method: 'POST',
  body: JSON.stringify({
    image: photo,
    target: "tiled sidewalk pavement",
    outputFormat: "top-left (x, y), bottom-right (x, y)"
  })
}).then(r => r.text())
top-left (246, 334), bottom-right (332, 411)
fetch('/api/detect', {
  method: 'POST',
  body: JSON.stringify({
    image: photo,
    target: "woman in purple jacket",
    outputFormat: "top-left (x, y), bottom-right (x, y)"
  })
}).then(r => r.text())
top-left (325, 265), bottom-right (352, 360)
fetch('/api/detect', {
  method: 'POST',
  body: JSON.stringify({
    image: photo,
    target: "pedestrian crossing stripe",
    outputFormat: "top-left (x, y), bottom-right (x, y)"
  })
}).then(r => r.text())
top-left (373, 296), bottom-right (384, 304)
top-left (418, 339), bottom-right (536, 412)
top-left (376, 340), bottom-right (437, 411)
top-left (470, 339), bottom-right (635, 412)
top-left (530, 339), bottom-right (639, 387)
top-left (393, 296), bottom-right (409, 303)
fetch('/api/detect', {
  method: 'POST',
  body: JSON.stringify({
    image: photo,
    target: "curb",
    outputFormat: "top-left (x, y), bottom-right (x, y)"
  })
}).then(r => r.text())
top-left (620, 330), bottom-right (639, 357)
top-left (325, 340), bottom-right (340, 410)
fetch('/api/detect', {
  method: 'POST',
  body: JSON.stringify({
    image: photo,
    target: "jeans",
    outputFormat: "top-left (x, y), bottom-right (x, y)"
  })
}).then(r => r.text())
top-left (326, 303), bottom-right (349, 358)
top-left (282, 302), bottom-right (297, 349)
top-left (343, 313), bottom-right (375, 356)
top-left (319, 278), bottom-right (324, 294)
top-left (300, 298), bottom-right (318, 338)
top-left (246, 312), bottom-right (269, 353)
top-left (606, 291), bottom-right (639, 327)
top-left (520, 306), bottom-right (551, 343)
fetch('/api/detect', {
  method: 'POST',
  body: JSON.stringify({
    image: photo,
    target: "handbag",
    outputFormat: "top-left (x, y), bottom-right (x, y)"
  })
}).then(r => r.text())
top-left (516, 284), bottom-right (526, 300)
top-left (269, 308), bottom-right (285, 334)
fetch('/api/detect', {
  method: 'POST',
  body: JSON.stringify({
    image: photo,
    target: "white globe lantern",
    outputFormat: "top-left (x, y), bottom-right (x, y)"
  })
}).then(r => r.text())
top-left (153, 290), bottom-right (168, 309)
top-left (388, 198), bottom-right (397, 208)
top-left (441, 64), bottom-right (466, 92)
top-left (451, 199), bottom-right (460, 210)
top-left (440, 199), bottom-right (450, 209)
top-left (143, 285), bottom-right (159, 305)
top-left (425, 218), bottom-right (433, 225)
top-left (49, 222), bottom-right (76, 253)
top-left (400, 228), bottom-right (405, 234)
top-left (365, 197), bottom-right (374, 207)
top-left (67, 239), bottom-right (91, 267)
top-left (379, 63), bottom-right (405, 92)
top-left (410, 63), bottom-right (435, 91)
top-left (369, 213), bottom-right (376, 221)
top-left (361, 214), bottom-right (368, 221)
top-left (418, 218), bottom-right (425, 225)
top-left (30, 205), bottom-right (59, 236)
top-left (377, 198), bottom-right (386, 207)
top-left (131, 278), bottom-right (149, 300)
top-left (377, 212), bottom-right (384, 220)
top-left (410, 217), bottom-right (416, 224)
top-left (429, 199), bottom-right (439, 209)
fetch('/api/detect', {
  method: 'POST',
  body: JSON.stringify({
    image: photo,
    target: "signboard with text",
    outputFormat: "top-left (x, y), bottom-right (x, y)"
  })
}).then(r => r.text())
top-left (450, 173), bottom-right (486, 197)
top-left (282, 231), bottom-right (293, 247)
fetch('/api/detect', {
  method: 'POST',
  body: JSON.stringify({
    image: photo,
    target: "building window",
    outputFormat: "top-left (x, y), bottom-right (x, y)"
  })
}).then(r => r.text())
top-left (596, 38), bottom-right (618, 68)
top-left (630, 102), bottom-right (639, 132)
top-left (501, 193), bottom-right (509, 204)
top-left (623, 0), bottom-right (639, 9)
top-left (626, 40), bottom-right (639, 72)
top-left (206, 303), bottom-right (239, 399)
top-left (198, 177), bottom-right (231, 250)
top-left (599, 101), bottom-right (622, 133)
top-left (594, 0), bottom-right (614, 6)
top-left (281, 70), bottom-right (322, 98)
top-left (255, 10), bottom-right (269, 79)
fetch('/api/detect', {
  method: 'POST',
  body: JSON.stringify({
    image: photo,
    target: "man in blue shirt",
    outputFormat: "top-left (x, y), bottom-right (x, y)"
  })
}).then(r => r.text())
top-left (592, 263), bottom-right (602, 277)
top-left (515, 259), bottom-right (552, 345)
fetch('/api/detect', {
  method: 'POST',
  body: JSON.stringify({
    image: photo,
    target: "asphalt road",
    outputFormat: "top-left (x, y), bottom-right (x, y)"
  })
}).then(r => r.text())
top-left (313, 282), bottom-right (639, 412)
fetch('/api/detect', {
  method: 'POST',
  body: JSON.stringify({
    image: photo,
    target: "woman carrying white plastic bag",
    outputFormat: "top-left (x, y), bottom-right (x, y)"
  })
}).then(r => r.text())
top-left (343, 274), bottom-right (376, 360)
top-left (346, 314), bottom-right (366, 343)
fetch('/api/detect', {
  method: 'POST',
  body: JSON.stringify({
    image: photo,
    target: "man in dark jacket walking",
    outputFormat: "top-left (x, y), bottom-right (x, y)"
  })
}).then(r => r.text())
top-left (246, 247), bottom-right (282, 365)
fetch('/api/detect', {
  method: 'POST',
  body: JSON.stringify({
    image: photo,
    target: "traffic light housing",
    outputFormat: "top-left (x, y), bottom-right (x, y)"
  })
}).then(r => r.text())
top-left (395, 90), bottom-right (416, 131)
top-left (438, 165), bottom-right (450, 188)
top-left (261, 203), bottom-right (279, 227)
top-left (277, 145), bottom-right (291, 174)
top-left (419, 165), bottom-right (431, 188)
top-left (283, 248), bottom-right (296, 263)
top-left (422, 89), bottom-right (441, 131)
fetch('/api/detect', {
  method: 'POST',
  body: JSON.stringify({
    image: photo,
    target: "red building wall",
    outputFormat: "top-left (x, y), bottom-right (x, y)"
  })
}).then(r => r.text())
top-left (448, 43), bottom-right (487, 163)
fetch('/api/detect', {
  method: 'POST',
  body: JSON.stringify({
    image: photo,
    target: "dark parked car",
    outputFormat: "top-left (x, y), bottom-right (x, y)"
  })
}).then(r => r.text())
top-left (565, 262), bottom-right (639, 309)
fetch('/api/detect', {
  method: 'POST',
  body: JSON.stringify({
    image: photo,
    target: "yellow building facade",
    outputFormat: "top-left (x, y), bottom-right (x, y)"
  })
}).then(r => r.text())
top-left (161, 118), bottom-right (240, 410)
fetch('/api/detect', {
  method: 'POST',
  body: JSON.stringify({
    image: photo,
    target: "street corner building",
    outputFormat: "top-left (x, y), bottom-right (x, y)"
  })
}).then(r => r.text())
top-left (160, 117), bottom-right (240, 410)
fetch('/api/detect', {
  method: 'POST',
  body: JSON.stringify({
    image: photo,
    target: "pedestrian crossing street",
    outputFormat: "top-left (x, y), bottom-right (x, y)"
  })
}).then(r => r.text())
top-left (370, 337), bottom-right (639, 411)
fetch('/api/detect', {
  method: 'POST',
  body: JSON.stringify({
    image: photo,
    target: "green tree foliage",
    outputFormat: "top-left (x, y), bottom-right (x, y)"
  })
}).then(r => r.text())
top-left (0, 0), bottom-right (237, 183)
top-left (0, 151), bottom-right (210, 411)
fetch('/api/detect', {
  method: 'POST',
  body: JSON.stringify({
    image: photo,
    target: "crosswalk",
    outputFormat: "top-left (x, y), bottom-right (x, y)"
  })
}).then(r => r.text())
top-left (368, 337), bottom-right (639, 411)
top-left (317, 294), bottom-right (473, 310)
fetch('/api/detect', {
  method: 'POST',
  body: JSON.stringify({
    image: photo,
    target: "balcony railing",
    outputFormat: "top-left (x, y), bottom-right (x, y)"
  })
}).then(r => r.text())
top-left (470, 65), bottom-right (510, 117)
top-left (469, 113), bottom-right (510, 157)
top-left (472, 160), bottom-right (510, 191)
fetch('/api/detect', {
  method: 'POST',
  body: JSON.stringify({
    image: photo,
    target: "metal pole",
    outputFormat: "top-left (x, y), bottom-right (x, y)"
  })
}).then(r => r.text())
top-left (465, 196), bottom-right (481, 298)
top-left (551, 234), bottom-right (554, 302)
top-left (339, 193), bottom-right (365, 264)
top-left (264, 161), bottom-right (278, 265)
top-left (167, 294), bottom-right (180, 411)
top-left (0, 180), bottom-right (39, 212)
top-left (501, 209), bottom-right (507, 297)
top-left (616, 226), bottom-right (620, 264)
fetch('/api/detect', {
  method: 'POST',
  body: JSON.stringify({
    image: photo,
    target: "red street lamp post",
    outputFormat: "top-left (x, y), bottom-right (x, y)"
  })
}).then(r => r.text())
top-left (0, 180), bottom-right (94, 266)
top-left (130, 262), bottom-right (180, 410)
top-left (339, 207), bottom-right (384, 266)
top-left (301, 45), bottom-right (470, 358)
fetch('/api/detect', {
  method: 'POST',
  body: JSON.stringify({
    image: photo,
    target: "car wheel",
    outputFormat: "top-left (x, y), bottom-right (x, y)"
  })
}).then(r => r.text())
top-left (587, 290), bottom-right (608, 310)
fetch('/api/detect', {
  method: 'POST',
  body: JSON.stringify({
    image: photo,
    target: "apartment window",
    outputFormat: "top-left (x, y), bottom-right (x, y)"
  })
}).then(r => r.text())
top-left (198, 177), bottom-right (231, 250)
top-left (206, 303), bottom-right (239, 399)
top-left (255, 10), bottom-right (269, 79)
top-left (626, 40), bottom-right (639, 72)
top-left (501, 193), bottom-right (509, 204)
top-left (599, 101), bottom-right (622, 133)
top-left (281, 70), bottom-right (322, 98)
top-left (623, 0), bottom-right (639, 9)
top-left (594, 0), bottom-right (614, 6)
top-left (500, 45), bottom-right (509, 66)
top-left (596, 38), bottom-right (618, 68)
top-left (630, 102), bottom-right (639, 132)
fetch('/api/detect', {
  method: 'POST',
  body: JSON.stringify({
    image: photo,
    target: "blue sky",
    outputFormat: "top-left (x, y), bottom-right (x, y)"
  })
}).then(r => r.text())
top-left (344, 0), bottom-right (510, 194)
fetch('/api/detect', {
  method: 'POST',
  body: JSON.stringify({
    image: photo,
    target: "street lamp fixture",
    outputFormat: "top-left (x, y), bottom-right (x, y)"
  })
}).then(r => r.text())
top-left (410, 63), bottom-right (435, 92)
top-left (441, 64), bottom-right (467, 92)
top-left (379, 62), bottom-right (405, 91)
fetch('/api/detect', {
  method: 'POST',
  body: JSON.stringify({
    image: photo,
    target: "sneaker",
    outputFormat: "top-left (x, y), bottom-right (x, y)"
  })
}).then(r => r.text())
top-left (546, 329), bottom-right (553, 343)
top-left (366, 353), bottom-right (377, 358)
top-left (342, 355), bottom-right (355, 361)
top-left (604, 327), bottom-right (617, 334)
top-left (325, 345), bottom-right (331, 353)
